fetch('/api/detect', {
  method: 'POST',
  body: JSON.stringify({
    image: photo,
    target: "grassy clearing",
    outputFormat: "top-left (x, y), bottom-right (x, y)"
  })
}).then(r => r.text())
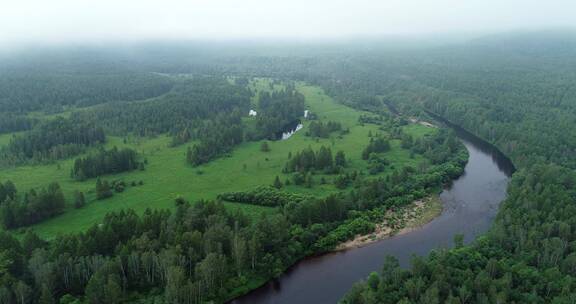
top-left (0, 80), bottom-right (435, 239)
top-left (0, 132), bottom-right (15, 148)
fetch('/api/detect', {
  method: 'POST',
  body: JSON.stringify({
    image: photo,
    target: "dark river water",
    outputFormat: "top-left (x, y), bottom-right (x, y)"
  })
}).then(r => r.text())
top-left (232, 123), bottom-right (515, 304)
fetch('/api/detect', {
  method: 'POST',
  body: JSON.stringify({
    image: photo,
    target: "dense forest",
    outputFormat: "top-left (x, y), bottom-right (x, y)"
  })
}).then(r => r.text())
top-left (361, 136), bottom-right (391, 160)
top-left (332, 35), bottom-right (576, 303)
top-left (71, 147), bottom-right (142, 181)
top-left (70, 76), bottom-right (251, 138)
top-left (186, 112), bottom-right (244, 166)
top-left (0, 181), bottom-right (66, 229)
top-left (1, 117), bottom-right (105, 165)
top-left (251, 88), bottom-right (306, 140)
top-left (283, 146), bottom-right (345, 174)
top-left (306, 120), bottom-right (344, 138)
top-left (218, 186), bottom-right (311, 207)
top-left (0, 113), bottom-right (34, 134)
top-left (0, 72), bottom-right (174, 113)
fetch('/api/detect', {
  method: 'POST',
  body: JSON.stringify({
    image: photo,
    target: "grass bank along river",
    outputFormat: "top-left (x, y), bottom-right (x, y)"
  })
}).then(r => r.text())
top-left (231, 121), bottom-right (515, 304)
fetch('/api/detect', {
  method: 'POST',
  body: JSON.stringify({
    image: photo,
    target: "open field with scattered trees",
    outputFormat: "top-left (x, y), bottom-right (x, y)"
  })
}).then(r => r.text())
top-left (1, 79), bottom-right (432, 239)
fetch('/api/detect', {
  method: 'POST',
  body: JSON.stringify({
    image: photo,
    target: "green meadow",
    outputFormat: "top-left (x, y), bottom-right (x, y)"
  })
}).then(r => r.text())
top-left (0, 133), bottom-right (13, 148)
top-left (0, 81), bottom-right (434, 239)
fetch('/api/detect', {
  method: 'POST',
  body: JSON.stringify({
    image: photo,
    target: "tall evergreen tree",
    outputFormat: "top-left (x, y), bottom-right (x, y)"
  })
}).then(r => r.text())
top-left (273, 176), bottom-right (283, 189)
top-left (95, 178), bottom-right (112, 200)
top-left (260, 141), bottom-right (270, 152)
top-left (74, 191), bottom-right (86, 209)
top-left (335, 150), bottom-right (346, 167)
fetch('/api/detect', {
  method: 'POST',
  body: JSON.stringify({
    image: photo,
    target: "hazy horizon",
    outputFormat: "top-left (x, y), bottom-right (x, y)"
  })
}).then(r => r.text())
top-left (2, 0), bottom-right (576, 47)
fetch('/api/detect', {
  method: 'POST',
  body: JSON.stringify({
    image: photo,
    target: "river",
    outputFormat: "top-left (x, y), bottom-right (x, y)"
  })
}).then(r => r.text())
top-left (232, 123), bottom-right (515, 304)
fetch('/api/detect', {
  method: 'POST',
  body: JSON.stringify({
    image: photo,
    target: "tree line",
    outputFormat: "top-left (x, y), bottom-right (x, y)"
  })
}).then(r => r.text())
top-left (218, 185), bottom-right (311, 207)
top-left (186, 112), bottom-right (244, 166)
top-left (361, 136), bottom-right (391, 160)
top-left (251, 88), bottom-right (305, 140)
top-left (70, 76), bottom-right (251, 140)
top-left (0, 180), bottom-right (17, 204)
top-left (1, 117), bottom-right (105, 165)
top-left (71, 147), bottom-right (142, 181)
top-left (0, 114), bottom-right (34, 134)
top-left (305, 120), bottom-right (343, 138)
top-left (0, 181), bottom-right (65, 229)
top-left (283, 146), bottom-right (346, 174)
top-left (0, 71), bottom-right (174, 113)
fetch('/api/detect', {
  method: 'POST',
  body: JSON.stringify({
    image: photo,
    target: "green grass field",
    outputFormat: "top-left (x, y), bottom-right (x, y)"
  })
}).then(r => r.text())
top-left (0, 81), bottom-right (435, 239)
top-left (0, 133), bottom-right (13, 149)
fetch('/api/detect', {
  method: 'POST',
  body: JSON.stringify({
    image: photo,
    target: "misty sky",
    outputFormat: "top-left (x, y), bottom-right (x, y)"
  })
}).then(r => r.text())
top-left (2, 0), bottom-right (576, 45)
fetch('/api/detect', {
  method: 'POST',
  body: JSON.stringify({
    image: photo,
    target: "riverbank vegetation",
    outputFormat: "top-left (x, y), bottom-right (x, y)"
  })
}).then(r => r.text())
top-left (335, 195), bottom-right (443, 251)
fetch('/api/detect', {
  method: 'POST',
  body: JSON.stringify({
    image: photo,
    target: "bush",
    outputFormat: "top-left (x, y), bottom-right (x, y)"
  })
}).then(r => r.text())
top-left (218, 186), bottom-right (310, 207)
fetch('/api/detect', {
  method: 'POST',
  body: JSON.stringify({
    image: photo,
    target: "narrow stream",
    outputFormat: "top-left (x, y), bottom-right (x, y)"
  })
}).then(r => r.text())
top-left (232, 123), bottom-right (515, 304)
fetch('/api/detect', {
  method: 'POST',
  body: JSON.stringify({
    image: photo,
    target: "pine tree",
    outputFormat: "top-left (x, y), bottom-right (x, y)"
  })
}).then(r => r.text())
top-left (2, 181), bottom-right (16, 201)
top-left (96, 178), bottom-right (112, 200)
top-left (305, 173), bottom-right (314, 188)
top-left (273, 176), bottom-right (283, 189)
top-left (186, 146), bottom-right (193, 164)
top-left (316, 146), bottom-right (333, 170)
top-left (96, 178), bottom-right (103, 198)
top-left (74, 191), bottom-right (86, 209)
top-left (260, 141), bottom-right (270, 152)
top-left (334, 174), bottom-right (349, 189)
top-left (0, 183), bottom-right (5, 203)
top-left (335, 151), bottom-right (346, 167)
top-left (21, 231), bottom-right (46, 255)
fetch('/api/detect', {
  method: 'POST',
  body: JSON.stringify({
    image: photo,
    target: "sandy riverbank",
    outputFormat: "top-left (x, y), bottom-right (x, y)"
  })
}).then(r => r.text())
top-left (408, 117), bottom-right (436, 128)
top-left (335, 195), bottom-right (443, 251)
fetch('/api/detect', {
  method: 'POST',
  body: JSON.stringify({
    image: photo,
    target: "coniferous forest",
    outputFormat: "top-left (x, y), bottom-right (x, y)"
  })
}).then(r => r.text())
top-left (0, 30), bottom-right (576, 304)
top-left (71, 147), bottom-right (142, 181)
